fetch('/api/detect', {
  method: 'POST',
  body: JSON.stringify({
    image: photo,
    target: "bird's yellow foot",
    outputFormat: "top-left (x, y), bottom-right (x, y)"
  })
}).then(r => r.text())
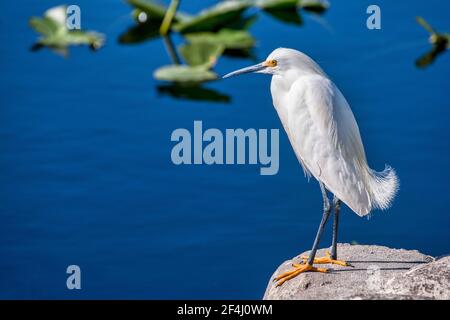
top-left (301, 251), bottom-right (352, 267)
top-left (274, 263), bottom-right (328, 287)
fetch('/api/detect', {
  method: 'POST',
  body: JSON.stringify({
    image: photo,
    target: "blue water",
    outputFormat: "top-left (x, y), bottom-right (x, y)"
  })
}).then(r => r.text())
top-left (0, 0), bottom-right (449, 299)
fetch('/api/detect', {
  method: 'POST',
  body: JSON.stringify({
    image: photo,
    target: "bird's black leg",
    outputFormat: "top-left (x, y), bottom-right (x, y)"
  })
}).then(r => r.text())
top-left (274, 186), bottom-right (352, 286)
top-left (299, 192), bottom-right (351, 268)
top-left (306, 182), bottom-right (331, 265)
top-left (273, 182), bottom-right (330, 286)
top-left (330, 196), bottom-right (341, 260)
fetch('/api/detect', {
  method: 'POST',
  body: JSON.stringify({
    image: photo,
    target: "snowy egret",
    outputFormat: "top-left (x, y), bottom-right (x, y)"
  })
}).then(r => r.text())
top-left (223, 48), bottom-right (399, 286)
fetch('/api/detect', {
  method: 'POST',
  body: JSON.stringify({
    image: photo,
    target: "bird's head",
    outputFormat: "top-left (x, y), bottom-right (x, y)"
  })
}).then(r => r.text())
top-left (223, 48), bottom-right (324, 79)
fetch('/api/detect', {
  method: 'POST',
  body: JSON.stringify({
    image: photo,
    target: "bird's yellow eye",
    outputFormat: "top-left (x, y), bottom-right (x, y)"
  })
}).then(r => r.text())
top-left (265, 59), bottom-right (277, 67)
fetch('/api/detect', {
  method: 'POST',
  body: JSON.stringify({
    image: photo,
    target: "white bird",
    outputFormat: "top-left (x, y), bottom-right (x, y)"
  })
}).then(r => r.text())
top-left (223, 48), bottom-right (399, 286)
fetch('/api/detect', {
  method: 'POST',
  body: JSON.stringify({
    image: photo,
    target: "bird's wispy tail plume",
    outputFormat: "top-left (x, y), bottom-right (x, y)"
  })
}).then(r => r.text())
top-left (368, 165), bottom-right (399, 211)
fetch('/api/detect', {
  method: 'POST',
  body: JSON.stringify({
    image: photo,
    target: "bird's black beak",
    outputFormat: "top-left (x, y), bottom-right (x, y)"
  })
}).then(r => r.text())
top-left (222, 62), bottom-right (267, 79)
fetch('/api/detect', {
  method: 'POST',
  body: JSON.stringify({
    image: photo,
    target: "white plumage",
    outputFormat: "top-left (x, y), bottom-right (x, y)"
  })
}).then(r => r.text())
top-left (223, 47), bottom-right (399, 284)
top-left (268, 48), bottom-right (398, 216)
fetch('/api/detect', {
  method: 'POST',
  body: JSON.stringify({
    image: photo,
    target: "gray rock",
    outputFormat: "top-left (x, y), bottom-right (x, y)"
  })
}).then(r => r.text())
top-left (263, 244), bottom-right (448, 300)
top-left (381, 256), bottom-right (450, 299)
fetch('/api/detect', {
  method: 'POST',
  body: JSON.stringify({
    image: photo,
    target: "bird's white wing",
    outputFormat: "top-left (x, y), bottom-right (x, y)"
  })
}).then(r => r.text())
top-left (286, 75), bottom-right (373, 215)
top-left (307, 76), bottom-right (367, 165)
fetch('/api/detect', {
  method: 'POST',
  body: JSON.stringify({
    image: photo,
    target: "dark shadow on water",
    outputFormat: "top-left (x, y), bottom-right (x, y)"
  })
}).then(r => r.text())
top-left (157, 84), bottom-right (231, 103)
top-left (223, 48), bottom-right (258, 61)
top-left (30, 43), bottom-right (98, 57)
top-left (415, 41), bottom-right (448, 68)
top-left (118, 21), bottom-right (161, 44)
top-left (223, 14), bottom-right (259, 31)
top-left (263, 8), bottom-right (303, 25)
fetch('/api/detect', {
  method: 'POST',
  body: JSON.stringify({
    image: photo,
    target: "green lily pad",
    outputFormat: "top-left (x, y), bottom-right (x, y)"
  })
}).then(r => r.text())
top-left (29, 16), bottom-right (62, 37)
top-left (154, 65), bottom-right (218, 83)
top-left (127, 0), bottom-right (190, 22)
top-left (173, 0), bottom-right (252, 34)
top-left (154, 37), bottom-right (223, 83)
top-left (39, 30), bottom-right (104, 49)
top-left (184, 29), bottom-right (255, 50)
top-left (29, 5), bottom-right (105, 53)
top-left (416, 16), bottom-right (450, 47)
top-left (42, 5), bottom-right (67, 25)
top-left (415, 16), bottom-right (449, 68)
top-left (179, 42), bottom-right (224, 67)
top-left (127, 0), bottom-right (167, 20)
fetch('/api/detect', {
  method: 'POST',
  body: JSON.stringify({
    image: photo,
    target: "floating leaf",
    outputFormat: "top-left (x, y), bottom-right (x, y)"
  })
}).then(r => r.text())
top-left (415, 16), bottom-right (449, 69)
top-left (56, 31), bottom-right (104, 49)
top-left (184, 29), bottom-right (255, 50)
top-left (44, 5), bottom-right (67, 25)
top-left (128, 0), bottom-right (167, 20)
top-left (29, 16), bottom-right (62, 37)
top-left (157, 84), bottom-right (230, 103)
top-left (154, 39), bottom-right (222, 83)
top-left (29, 5), bottom-right (105, 54)
top-left (34, 29), bottom-right (104, 51)
top-left (153, 65), bottom-right (218, 83)
top-left (179, 42), bottom-right (224, 67)
top-left (122, 0), bottom-right (190, 45)
top-left (416, 16), bottom-right (450, 47)
top-left (173, 0), bottom-right (252, 34)
top-left (127, 0), bottom-right (190, 22)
